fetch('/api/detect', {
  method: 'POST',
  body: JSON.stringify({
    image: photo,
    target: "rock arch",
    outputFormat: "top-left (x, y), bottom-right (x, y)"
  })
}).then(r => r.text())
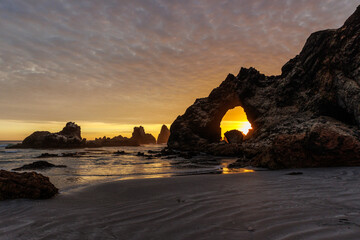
top-left (167, 71), bottom-right (262, 150)
top-left (168, 6), bottom-right (360, 168)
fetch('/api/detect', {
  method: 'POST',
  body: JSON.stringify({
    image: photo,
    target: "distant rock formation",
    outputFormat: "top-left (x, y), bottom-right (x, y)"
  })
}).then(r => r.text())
top-left (12, 161), bottom-right (67, 171)
top-left (7, 122), bottom-right (145, 149)
top-left (131, 126), bottom-right (156, 145)
top-left (9, 122), bottom-right (85, 149)
top-left (0, 170), bottom-right (58, 200)
top-left (157, 125), bottom-right (170, 144)
top-left (87, 135), bottom-right (139, 147)
top-left (168, 6), bottom-right (360, 169)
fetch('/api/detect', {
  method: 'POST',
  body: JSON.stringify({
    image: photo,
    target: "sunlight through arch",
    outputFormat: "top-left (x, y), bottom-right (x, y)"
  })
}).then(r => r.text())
top-left (220, 106), bottom-right (252, 139)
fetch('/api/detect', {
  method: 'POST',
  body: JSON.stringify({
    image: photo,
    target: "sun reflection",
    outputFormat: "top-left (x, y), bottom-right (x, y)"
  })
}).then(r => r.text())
top-left (222, 167), bottom-right (255, 174)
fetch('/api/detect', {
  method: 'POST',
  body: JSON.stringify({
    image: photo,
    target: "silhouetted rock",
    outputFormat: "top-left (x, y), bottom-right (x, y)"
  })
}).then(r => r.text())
top-left (157, 125), bottom-right (170, 144)
top-left (0, 170), bottom-right (58, 200)
top-left (168, 6), bottom-right (360, 169)
top-left (114, 150), bottom-right (128, 155)
top-left (12, 161), bottom-right (67, 171)
top-left (61, 152), bottom-right (85, 157)
top-left (59, 122), bottom-right (81, 139)
top-left (224, 130), bottom-right (244, 144)
top-left (8, 122), bottom-right (85, 149)
top-left (131, 126), bottom-right (156, 145)
top-left (87, 135), bottom-right (139, 147)
top-left (136, 152), bottom-right (145, 156)
top-left (286, 172), bottom-right (303, 175)
top-left (35, 153), bottom-right (59, 158)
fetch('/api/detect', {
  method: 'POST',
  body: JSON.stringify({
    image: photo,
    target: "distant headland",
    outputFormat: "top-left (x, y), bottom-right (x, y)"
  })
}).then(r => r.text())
top-left (7, 122), bottom-right (170, 149)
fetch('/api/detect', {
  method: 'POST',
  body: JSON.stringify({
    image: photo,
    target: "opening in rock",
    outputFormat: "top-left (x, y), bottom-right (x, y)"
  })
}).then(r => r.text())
top-left (220, 106), bottom-right (252, 141)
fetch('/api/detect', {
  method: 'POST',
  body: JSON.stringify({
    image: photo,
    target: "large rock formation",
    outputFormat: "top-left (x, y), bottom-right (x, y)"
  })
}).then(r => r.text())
top-left (8, 122), bottom-right (142, 149)
top-left (0, 170), bottom-right (58, 200)
top-left (157, 125), bottom-right (170, 144)
top-left (131, 126), bottom-right (156, 145)
top-left (168, 6), bottom-right (360, 169)
top-left (9, 122), bottom-right (85, 149)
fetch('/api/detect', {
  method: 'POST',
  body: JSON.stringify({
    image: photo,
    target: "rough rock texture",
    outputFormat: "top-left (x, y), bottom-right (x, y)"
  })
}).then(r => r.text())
top-left (0, 170), bottom-right (58, 200)
top-left (58, 122), bottom-right (81, 139)
top-left (157, 125), bottom-right (170, 144)
top-left (168, 6), bottom-right (360, 169)
top-left (12, 161), bottom-right (67, 171)
top-left (224, 130), bottom-right (244, 144)
top-left (9, 122), bottom-right (85, 149)
top-left (131, 126), bottom-right (156, 145)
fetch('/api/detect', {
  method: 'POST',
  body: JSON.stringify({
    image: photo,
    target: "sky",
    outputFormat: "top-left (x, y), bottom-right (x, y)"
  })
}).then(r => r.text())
top-left (0, 0), bottom-right (359, 140)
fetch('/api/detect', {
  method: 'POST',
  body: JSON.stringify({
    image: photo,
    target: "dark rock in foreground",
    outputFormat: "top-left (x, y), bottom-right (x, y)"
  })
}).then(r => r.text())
top-left (0, 170), bottom-right (58, 200)
top-left (157, 125), bottom-right (170, 144)
top-left (168, 6), bottom-right (360, 169)
top-left (12, 161), bottom-right (67, 171)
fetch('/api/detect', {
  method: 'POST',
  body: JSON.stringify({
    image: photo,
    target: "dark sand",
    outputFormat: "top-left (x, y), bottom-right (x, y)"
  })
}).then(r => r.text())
top-left (1, 168), bottom-right (360, 239)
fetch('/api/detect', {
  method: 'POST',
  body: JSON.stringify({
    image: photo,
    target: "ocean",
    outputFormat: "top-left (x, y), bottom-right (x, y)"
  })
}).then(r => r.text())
top-left (0, 141), bottom-right (239, 191)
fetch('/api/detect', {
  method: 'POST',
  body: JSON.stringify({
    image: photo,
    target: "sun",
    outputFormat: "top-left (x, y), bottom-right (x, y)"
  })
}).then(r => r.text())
top-left (238, 121), bottom-right (252, 135)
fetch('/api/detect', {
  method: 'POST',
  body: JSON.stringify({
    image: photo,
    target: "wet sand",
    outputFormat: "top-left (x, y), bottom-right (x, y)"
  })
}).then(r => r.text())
top-left (1, 167), bottom-right (360, 240)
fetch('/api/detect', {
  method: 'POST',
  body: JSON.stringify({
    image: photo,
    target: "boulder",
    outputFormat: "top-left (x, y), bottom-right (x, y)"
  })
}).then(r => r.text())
top-left (12, 161), bottom-right (67, 171)
top-left (224, 130), bottom-right (244, 144)
top-left (157, 125), bottom-right (170, 144)
top-left (0, 170), bottom-right (58, 200)
top-left (168, 6), bottom-right (360, 169)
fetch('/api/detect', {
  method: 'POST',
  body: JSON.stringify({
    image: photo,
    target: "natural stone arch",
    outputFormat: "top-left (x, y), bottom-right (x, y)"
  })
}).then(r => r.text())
top-left (220, 106), bottom-right (252, 139)
top-left (168, 6), bottom-right (360, 169)
top-left (168, 74), bottom-right (248, 150)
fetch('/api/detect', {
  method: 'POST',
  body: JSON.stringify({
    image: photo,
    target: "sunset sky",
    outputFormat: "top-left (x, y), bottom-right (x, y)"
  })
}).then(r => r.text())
top-left (0, 0), bottom-right (359, 140)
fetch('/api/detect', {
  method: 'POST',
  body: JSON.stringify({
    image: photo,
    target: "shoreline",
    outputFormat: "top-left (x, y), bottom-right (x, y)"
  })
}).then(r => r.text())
top-left (2, 167), bottom-right (360, 239)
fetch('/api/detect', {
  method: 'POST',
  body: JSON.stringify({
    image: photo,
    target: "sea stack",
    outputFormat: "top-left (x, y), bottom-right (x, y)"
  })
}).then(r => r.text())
top-left (157, 125), bottom-right (170, 144)
top-left (131, 126), bottom-right (156, 145)
top-left (8, 122), bottom-right (85, 149)
top-left (168, 6), bottom-right (360, 169)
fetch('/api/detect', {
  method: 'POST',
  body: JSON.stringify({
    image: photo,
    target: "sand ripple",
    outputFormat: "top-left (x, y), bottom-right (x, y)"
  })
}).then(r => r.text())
top-left (1, 167), bottom-right (360, 239)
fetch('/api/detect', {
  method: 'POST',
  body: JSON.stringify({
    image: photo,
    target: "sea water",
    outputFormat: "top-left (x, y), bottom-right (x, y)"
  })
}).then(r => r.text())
top-left (0, 141), bottom-right (238, 191)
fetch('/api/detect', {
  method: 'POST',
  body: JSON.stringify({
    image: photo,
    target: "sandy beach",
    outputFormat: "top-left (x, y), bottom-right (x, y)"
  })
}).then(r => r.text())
top-left (1, 168), bottom-right (360, 240)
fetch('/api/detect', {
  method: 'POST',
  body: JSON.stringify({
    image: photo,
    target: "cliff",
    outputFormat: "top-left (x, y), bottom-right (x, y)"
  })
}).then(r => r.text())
top-left (168, 6), bottom-right (360, 169)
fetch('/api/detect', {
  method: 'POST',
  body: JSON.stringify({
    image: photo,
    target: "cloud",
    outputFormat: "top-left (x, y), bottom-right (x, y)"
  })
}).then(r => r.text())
top-left (0, 0), bottom-right (359, 126)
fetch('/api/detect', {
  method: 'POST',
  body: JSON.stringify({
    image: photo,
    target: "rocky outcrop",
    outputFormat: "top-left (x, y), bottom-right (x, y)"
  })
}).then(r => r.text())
top-left (7, 122), bottom-right (142, 149)
top-left (157, 125), bottom-right (170, 144)
top-left (168, 6), bottom-right (360, 169)
top-left (131, 126), bottom-right (156, 145)
top-left (224, 130), bottom-right (244, 144)
top-left (87, 135), bottom-right (139, 147)
top-left (9, 122), bottom-right (86, 149)
top-left (12, 161), bottom-right (67, 171)
top-left (0, 170), bottom-right (58, 200)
